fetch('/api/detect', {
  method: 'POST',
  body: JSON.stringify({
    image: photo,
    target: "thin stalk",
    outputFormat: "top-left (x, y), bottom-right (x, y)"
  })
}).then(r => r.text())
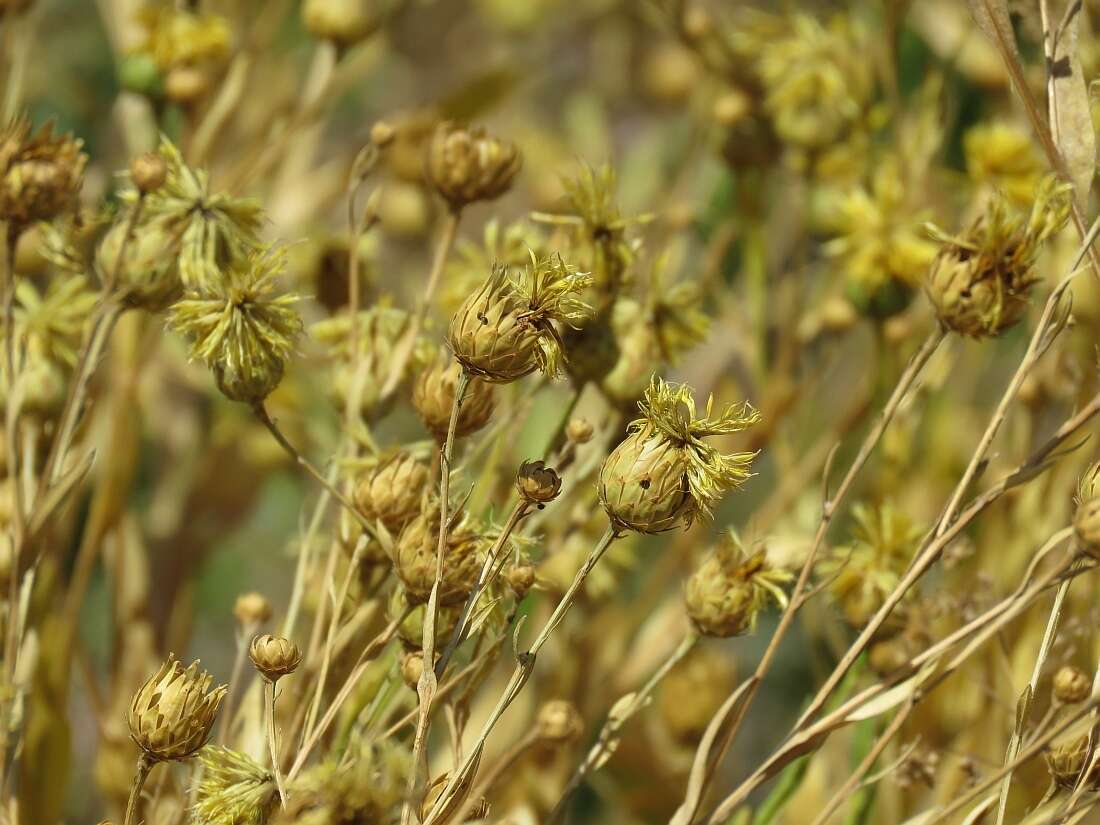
top-left (265, 680), bottom-right (288, 809)
top-left (216, 623), bottom-right (258, 745)
top-left (404, 366), bottom-right (470, 825)
top-left (123, 753), bottom-right (154, 825)
top-left (423, 526), bottom-right (619, 825)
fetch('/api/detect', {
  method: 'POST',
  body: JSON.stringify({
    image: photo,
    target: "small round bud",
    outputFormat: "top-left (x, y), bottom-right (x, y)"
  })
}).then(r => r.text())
top-left (506, 564), bottom-right (536, 599)
top-left (425, 122), bottom-right (521, 210)
top-left (233, 592), bottom-right (272, 627)
top-left (130, 152), bottom-right (168, 194)
top-left (534, 699), bottom-right (583, 745)
top-left (248, 634), bottom-right (302, 682)
top-left (370, 120), bottom-right (396, 148)
top-left (401, 651), bottom-right (424, 690)
top-left (516, 459), bottom-right (562, 505)
top-left (566, 417), bottom-right (594, 445)
top-left (302, 0), bottom-right (376, 48)
top-left (164, 65), bottom-right (213, 105)
top-left (685, 541), bottom-right (790, 638)
top-left (1054, 665), bottom-right (1091, 705)
top-left (712, 91), bottom-right (750, 127)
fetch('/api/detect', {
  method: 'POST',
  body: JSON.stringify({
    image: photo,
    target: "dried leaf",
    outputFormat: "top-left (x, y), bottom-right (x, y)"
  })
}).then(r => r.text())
top-left (1048, 0), bottom-right (1095, 206)
top-left (967, 0), bottom-right (1021, 62)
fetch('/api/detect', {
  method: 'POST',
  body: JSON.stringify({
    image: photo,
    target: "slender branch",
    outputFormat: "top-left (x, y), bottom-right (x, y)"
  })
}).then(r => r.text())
top-left (265, 680), bottom-right (288, 808)
top-left (123, 753), bottom-right (154, 825)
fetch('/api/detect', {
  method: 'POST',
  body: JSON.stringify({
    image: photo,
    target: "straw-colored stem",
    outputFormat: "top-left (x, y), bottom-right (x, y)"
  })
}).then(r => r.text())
top-left (123, 753), bottom-right (154, 825)
top-left (266, 680), bottom-right (288, 808)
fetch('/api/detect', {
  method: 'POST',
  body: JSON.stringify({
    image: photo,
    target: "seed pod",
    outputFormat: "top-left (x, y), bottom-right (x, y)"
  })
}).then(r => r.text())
top-left (684, 537), bottom-right (790, 637)
top-left (0, 118), bottom-right (87, 228)
top-left (449, 253), bottom-right (592, 382)
top-left (566, 417), bottom-right (594, 445)
top-left (425, 122), bottom-right (521, 210)
top-left (516, 459), bottom-right (562, 505)
top-left (249, 634), bottom-right (302, 682)
top-left (354, 452), bottom-right (428, 532)
top-left (1054, 665), bottom-right (1091, 705)
top-left (392, 503), bottom-right (482, 606)
top-left (302, 0), bottom-right (376, 48)
top-left (128, 655), bottom-right (227, 762)
top-left (505, 564), bottom-right (536, 599)
top-left (130, 152), bottom-right (168, 194)
top-left (95, 218), bottom-right (182, 311)
top-left (926, 178), bottom-right (1070, 338)
top-left (1048, 735), bottom-right (1100, 789)
top-left (534, 699), bottom-right (583, 744)
top-left (599, 378), bottom-right (758, 534)
top-left (233, 592), bottom-right (272, 627)
top-left (413, 357), bottom-right (495, 441)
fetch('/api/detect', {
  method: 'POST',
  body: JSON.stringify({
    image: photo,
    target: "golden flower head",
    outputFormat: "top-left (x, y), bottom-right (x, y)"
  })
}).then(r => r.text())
top-left (925, 177), bottom-right (1071, 338)
top-left (964, 121), bottom-right (1043, 205)
top-left (1048, 735), bottom-right (1100, 790)
top-left (1053, 665), bottom-right (1091, 705)
top-left (534, 699), bottom-right (584, 745)
top-left (128, 655), bottom-right (227, 762)
top-left (232, 592), bottom-right (272, 628)
top-left (302, 0), bottom-right (377, 48)
top-left (137, 139), bottom-right (264, 291)
top-left (425, 122), bottom-right (521, 210)
top-left (192, 746), bottom-right (276, 825)
top-left (168, 246), bottom-right (303, 403)
top-left (413, 355), bottom-right (495, 440)
top-left (516, 459), bottom-right (562, 505)
top-left (248, 634), bottom-right (302, 682)
top-left (0, 118), bottom-right (87, 227)
top-left (354, 451), bottom-right (429, 533)
top-left (449, 251), bottom-right (593, 382)
top-left (392, 501), bottom-right (483, 606)
top-left (134, 5), bottom-right (231, 73)
top-left (684, 533), bottom-right (791, 637)
top-left (1074, 462), bottom-right (1100, 557)
top-left (12, 272), bottom-right (97, 368)
top-left (598, 377), bottom-right (759, 534)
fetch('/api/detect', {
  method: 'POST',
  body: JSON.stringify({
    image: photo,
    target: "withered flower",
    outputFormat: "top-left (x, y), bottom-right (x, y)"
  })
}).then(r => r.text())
top-left (192, 747), bottom-right (276, 825)
top-left (425, 122), bottom-right (521, 210)
top-left (0, 118), bottom-right (86, 228)
top-left (392, 501), bottom-right (483, 606)
top-left (516, 459), bottom-right (562, 505)
top-left (354, 451), bottom-right (429, 532)
top-left (128, 655), bottom-right (227, 762)
top-left (684, 533), bottom-right (791, 637)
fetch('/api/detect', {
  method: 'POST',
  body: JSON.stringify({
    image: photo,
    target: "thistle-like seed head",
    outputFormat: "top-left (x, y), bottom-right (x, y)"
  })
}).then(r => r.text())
top-left (0, 118), bottom-right (86, 228)
top-left (354, 452), bottom-right (429, 532)
top-left (598, 377), bottom-right (759, 533)
top-left (232, 592), bottom-right (272, 628)
top-left (1053, 665), bottom-right (1091, 705)
top-left (193, 746), bottom-right (276, 825)
top-left (392, 502), bottom-right (483, 606)
top-left (128, 655), bottom-right (227, 762)
top-left (302, 0), bottom-right (377, 48)
top-left (413, 356), bottom-right (495, 440)
top-left (248, 634), bottom-right (302, 682)
top-left (1048, 735), bottom-right (1100, 789)
top-left (449, 252), bottom-right (592, 382)
top-left (168, 247), bottom-right (303, 403)
top-left (516, 459), bottom-right (562, 505)
top-left (534, 699), bottom-right (584, 744)
top-left (425, 122), bottom-right (521, 210)
top-left (925, 177), bottom-right (1071, 338)
top-left (683, 534), bottom-right (791, 637)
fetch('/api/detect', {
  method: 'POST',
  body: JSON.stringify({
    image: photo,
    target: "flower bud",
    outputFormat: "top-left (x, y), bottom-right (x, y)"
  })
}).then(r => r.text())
top-left (233, 592), bottom-right (272, 627)
top-left (370, 120), bottom-right (395, 148)
top-left (566, 417), bottom-right (594, 445)
top-left (684, 537), bottom-right (790, 638)
top-left (400, 651), bottom-right (424, 690)
top-left (392, 504), bottom-right (483, 606)
top-left (354, 452), bottom-right (428, 532)
top-left (413, 358), bottom-right (495, 441)
top-left (164, 65), bottom-right (214, 105)
top-left (425, 122), bottom-right (521, 210)
top-left (130, 151), bottom-right (168, 194)
top-left (505, 564), bottom-right (536, 599)
top-left (302, 0), bottom-right (376, 48)
top-left (128, 655), bottom-right (227, 762)
top-left (516, 459), bottom-right (562, 505)
top-left (1054, 665), bottom-right (1091, 705)
top-left (249, 634), bottom-right (302, 682)
top-left (534, 699), bottom-right (583, 744)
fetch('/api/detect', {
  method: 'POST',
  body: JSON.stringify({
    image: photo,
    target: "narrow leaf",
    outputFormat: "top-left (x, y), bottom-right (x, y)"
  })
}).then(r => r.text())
top-left (1048, 0), bottom-right (1095, 205)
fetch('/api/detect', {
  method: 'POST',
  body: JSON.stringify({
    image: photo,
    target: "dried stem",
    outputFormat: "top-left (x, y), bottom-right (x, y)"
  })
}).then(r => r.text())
top-left (123, 753), bottom-right (154, 825)
top-left (265, 679), bottom-right (288, 809)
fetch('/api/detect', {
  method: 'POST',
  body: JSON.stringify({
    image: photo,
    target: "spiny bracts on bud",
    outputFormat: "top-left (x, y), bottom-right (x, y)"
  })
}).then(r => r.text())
top-left (449, 252), bottom-right (592, 382)
top-left (193, 746), bottom-right (276, 825)
top-left (168, 247), bottom-right (303, 403)
top-left (392, 501), bottom-right (483, 605)
top-left (128, 655), bottom-right (227, 762)
top-left (354, 451), bottom-right (429, 532)
top-left (599, 377), bottom-right (759, 533)
top-left (413, 356), bottom-right (495, 440)
top-left (683, 533), bottom-right (791, 637)
top-left (925, 178), bottom-right (1071, 338)
top-left (249, 634), bottom-right (302, 682)
top-left (95, 217), bottom-right (182, 311)
top-left (425, 122), bottom-right (521, 210)
top-left (516, 459), bottom-right (562, 505)
top-left (0, 117), bottom-right (86, 227)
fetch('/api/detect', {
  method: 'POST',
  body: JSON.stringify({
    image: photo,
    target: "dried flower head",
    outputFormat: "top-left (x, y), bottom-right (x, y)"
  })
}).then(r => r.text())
top-left (302, 0), bottom-right (377, 48)
top-left (516, 459), bottom-right (562, 505)
top-left (134, 5), bottom-right (231, 73)
top-left (450, 252), bottom-right (593, 382)
top-left (232, 592), bottom-right (272, 628)
top-left (1048, 734), bottom-right (1100, 789)
top-left (392, 502), bottom-right (483, 605)
top-left (12, 274), bottom-right (97, 368)
top-left (400, 650), bottom-right (425, 690)
top-left (425, 122), bottom-right (521, 210)
top-left (128, 655), bottom-right (227, 762)
top-left (137, 139), bottom-right (264, 290)
top-left (925, 178), bottom-right (1071, 338)
top-left (1053, 665), bottom-right (1091, 705)
top-left (192, 746), bottom-right (276, 825)
top-left (391, 587), bottom-right (461, 650)
top-left (168, 247), bottom-right (303, 403)
top-left (534, 699), bottom-right (584, 744)
top-left (598, 377), bottom-right (759, 533)
top-left (0, 118), bottom-right (87, 227)
top-left (413, 356), bottom-right (495, 440)
top-left (248, 634), bottom-right (302, 682)
top-left (505, 563), bottom-right (536, 599)
top-left (354, 452), bottom-right (429, 532)
top-left (684, 533), bottom-right (791, 637)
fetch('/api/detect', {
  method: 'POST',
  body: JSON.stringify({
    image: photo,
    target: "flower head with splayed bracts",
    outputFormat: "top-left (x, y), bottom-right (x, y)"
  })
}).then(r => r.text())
top-left (925, 177), bottom-right (1071, 338)
top-left (599, 377), bottom-right (759, 533)
top-left (168, 247), bottom-right (303, 403)
top-left (13, 274), bottom-right (97, 368)
top-left (192, 747), bottom-right (276, 825)
top-left (0, 117), bottom-right (87, 227)
top-left (684, 532), bottom-right (792, 637)
top-left (128, 655), bottom-right (227, 762)
top-left (450, 251), bottom-right (592, 382)
top-left (136, 139), bottom-right (264, 290)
